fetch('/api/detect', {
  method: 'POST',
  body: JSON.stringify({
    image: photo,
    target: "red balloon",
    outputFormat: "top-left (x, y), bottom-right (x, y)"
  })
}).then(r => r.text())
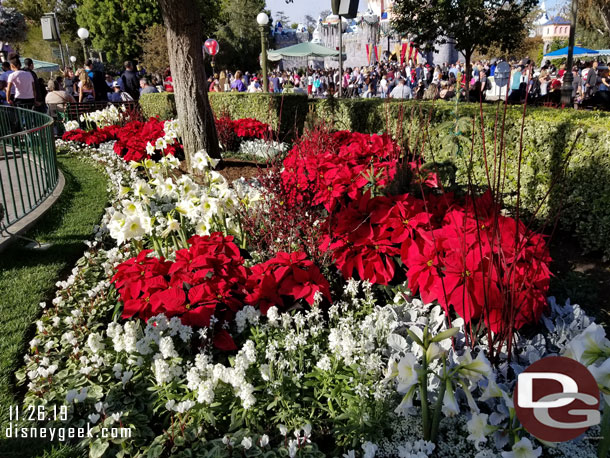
top-left (204, 39), bottom-right (219, 56)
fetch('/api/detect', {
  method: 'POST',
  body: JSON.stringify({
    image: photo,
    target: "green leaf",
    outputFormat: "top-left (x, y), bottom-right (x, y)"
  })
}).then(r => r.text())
top-left (430, 327), bottom-right (460, 342)
top-left (89, 439), bottom-right (109, 458)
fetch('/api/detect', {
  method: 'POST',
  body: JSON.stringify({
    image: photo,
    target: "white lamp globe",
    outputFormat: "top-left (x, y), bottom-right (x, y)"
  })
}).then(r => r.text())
top-left (327, 14), bottom-right (339, 21)
top-left (70, 56), bottom-right (77, 63)
top-left (77, 28), bottom-right (90, 40)
top-left (256, 12), bottom-right (269, 26)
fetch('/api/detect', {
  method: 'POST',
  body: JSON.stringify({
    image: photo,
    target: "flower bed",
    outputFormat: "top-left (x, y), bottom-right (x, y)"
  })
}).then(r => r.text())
top-left (19, 124), bottom-right (610, 458)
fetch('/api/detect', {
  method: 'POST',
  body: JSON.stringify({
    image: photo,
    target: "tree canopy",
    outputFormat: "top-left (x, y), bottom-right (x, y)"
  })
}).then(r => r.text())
top-left (392, 0), bottom-right (537, 94)
top-left (75, 0), bottom-right (161, 62)
top-left (0, 6), bottom-right (27, 44)
top-left (4, 0), bottom-right (77, 33)
top-left (214, 0), bottom-right (267, 71)
top-left (576, 0), bottom-right (610, 48)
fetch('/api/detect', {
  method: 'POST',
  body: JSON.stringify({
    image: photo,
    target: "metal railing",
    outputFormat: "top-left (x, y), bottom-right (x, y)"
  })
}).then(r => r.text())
top-left (0, 106), bottom-right (58, 226)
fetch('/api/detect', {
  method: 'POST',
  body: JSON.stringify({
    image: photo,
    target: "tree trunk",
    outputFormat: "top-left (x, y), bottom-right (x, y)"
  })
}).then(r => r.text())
top-left (158, 0), bottom-right (221, 170)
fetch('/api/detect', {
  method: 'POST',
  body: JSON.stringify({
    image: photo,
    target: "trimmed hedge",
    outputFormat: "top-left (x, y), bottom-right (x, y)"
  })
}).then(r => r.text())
top-left (140, 92), bottom-right (177, 121)
top-left (139, 92), bottom-right (309, 142)
top-left (313, 98), bottom-right (610, 257)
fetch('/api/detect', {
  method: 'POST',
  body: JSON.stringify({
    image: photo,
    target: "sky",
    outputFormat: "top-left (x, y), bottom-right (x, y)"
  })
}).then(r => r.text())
top-left (265, 0), bottom-right (566, 24)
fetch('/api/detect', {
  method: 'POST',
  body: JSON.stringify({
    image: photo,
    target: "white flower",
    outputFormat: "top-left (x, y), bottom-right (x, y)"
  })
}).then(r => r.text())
top-left (362, 441), bottom-right (378, 458)
top-left (146, 142), bottom-right (156, 156)
top-left (316, 355), bottom-right (332, 371)
top-left (259, 434), bottom-right (269, 447)
top-left (278, 424), bottom-right (287, 436)
top-left (501, 437), bottom-right (542, 458)
top-left (466, 413), bottom-right (495, 449)
top-left (88, 413), bottom-right (100, 424)
top-left (396, 353), bottom-right (419, 393)
top-left (588, 358), bottom-right (610, 404)
top-left (241, 437), bottom-right (252, 449)
top-left (441, 380), bottom-right (460, 417)
top-left (343, 451), bottom-right (356, 458)
top-left (458, 349), bottom-right (493, 382)
top-left (563, 323), bottom-right (610, 365)
top-left (288, 439), bottom-right (298, 458)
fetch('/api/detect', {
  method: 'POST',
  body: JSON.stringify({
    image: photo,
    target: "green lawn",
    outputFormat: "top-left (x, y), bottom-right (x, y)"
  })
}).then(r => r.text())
top-left (0, 155), bottom-right (108, 458)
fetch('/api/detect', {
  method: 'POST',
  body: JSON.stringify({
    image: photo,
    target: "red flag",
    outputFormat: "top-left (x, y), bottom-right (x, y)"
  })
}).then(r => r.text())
top-left (366, 44), bottom-right (371, 64)
top-left (374, 45), bottom-right (379, 63)
top-left (408, 42), bottom-right (414, 61)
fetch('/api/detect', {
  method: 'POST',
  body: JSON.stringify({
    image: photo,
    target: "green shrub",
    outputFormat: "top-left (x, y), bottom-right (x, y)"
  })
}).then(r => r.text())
top-left (138, 93), bottom-right (309, 142)
top-left (139, 92), bottom-right (176, 121)
top-left (313, 99), bottom-right (610, 256)
top-left (208, 93), bottom-right (308, 141)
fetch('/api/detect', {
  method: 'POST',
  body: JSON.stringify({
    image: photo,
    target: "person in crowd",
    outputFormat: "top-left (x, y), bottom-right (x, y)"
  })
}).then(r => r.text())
top-left (76, 68), bottom-right (95, 102)
top-left (105, 73), bottom-right (114, 89)
top-left (108, 81), bottom-right (133, 102)
top-left (120, 61), bottom-right (140, 101)
top-left (45, 78), bottom-right (76, 117)
top-left (389, 77), bottom-right (411, 99)
top-left (23, 58), bottom-right (46, 112)
top-left (163, 68), bottom-right (174, 92)
top-left (63, 67), bottom-right (77, 97)
top-left (0, 61), bottom-right (14, 99)
top-left (83, 59), bottom-right (109, 101)
top-left (585, 61), bottom-right (599, 98)
top-left (140, 78), bottom-right (158, 95)
top-left (248, 77), bottom-right (262, 93)
top-left (270, 72), bottom-right (282, 93)
top-left (230, 70), bottom-right (246, 92)
top-left (572, 66), bottom-right (583, 104)
top-left (6, 54), bottom-right (36, 109)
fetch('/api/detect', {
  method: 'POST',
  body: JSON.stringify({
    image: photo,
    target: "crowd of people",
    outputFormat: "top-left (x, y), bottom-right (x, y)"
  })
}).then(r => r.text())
top-left (209, 57), bottom-right (609, 108)
top-left (0, 54), bottom-right (174, 115)
top-left (1, 51), bottom-right (608, 115)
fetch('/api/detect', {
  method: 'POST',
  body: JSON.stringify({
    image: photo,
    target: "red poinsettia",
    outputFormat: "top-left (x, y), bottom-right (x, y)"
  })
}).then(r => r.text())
top-left (246, 251), bottom-right (331, 314)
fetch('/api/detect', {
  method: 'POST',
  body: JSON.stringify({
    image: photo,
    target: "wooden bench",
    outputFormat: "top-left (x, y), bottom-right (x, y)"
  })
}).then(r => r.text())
top-left (55, 101), bottom-right (139, 122)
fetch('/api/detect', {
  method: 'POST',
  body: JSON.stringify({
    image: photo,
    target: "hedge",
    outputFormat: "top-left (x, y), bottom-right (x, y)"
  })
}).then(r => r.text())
top-left (140, 93), bottom-right (610, 256)
top-left (139, 92), bottom-right (177, 121)
top-left (313, 98), bottom-right (610, 257)
top-left (139, 92), bottom-right (309, 142)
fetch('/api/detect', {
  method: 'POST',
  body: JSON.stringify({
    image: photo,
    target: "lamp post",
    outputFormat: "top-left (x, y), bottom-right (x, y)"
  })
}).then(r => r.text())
top-left (70, 55), bottom-right (76, 72)
top-left (77, 27), bottom-right (89, 62)
top-left (256, 12), bottom-right (269, 93)
top-left (560, 0), bottom-right (578, 107)
top-left (328, 14), bottom-right (343, 97)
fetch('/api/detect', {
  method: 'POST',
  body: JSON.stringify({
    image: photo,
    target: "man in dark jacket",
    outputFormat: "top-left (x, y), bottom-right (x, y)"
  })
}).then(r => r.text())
top-left (120, 61), bottom-right (140, 101)
top-left (85, 59), bottom-right (109, 101)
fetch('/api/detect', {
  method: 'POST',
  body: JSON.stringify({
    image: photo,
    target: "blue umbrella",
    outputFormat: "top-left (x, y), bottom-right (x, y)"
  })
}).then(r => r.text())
top-left (543, 46), bottom-right (599, 59)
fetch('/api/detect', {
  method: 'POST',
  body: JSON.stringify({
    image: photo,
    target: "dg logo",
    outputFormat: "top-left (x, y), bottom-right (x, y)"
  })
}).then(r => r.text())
top-left (514, 356), bottom-right (600, 442)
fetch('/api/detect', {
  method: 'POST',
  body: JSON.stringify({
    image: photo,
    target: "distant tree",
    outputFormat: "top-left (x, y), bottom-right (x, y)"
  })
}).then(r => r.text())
top-left (75, 0), bottom-right (161, 62)
top-left (140, 23), bottom-right (169, 74)
top-left (158, 0), bottom-right (220, 167)
top-left (214, 0), bottom-right (266, 71)
top-left (290, 23), bottom-right (299, 29)
top-left (4, 0), bottom-right (77, 33)
top-left (578, 0), bottom-right (610, 38)
top-left (304, 14), bottom-right (317, 33)
top-left (319, 9), bottom-right (331, 20)
top-left (392, 0), bottom-right (537, 98)
top-left (274, 10), bottom-right (290, 26)
top-left (0, 6), bottom-right (27, 46)
top-left (577, 0), bottom-right (610, 48)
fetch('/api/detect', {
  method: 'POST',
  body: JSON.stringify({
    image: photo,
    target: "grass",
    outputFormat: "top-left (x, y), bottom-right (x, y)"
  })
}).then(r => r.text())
top-left (0, 154), bottom-right (108, 458)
